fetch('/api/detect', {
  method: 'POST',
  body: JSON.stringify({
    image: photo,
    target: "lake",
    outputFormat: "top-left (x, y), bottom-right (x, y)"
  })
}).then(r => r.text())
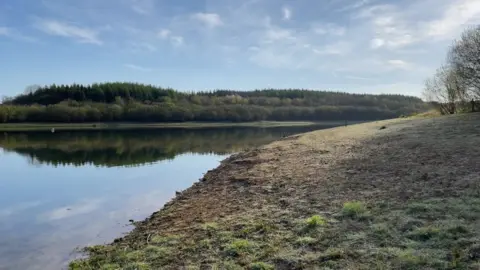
top-left (0, 124), bottom-right (340, 270)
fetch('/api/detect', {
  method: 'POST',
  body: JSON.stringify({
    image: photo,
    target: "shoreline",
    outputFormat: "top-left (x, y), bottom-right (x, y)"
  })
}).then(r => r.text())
top-left (70, 113), bottom-right (480, 269)
top-left (0, 121), bottom-right (343, 132)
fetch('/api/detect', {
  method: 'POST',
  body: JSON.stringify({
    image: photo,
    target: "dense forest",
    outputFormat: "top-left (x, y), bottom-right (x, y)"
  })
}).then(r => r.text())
top-left (0, 83), bottom-right (429, 123)
top-left (0, 126), bottom-right (323, 167)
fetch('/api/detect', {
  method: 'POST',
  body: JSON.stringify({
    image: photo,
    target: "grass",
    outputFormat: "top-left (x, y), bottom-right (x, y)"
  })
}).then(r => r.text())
top-left (71, 197), bottom-right (480, 269)
top-left (304, 215), bottom-right (327, 228)
top-left (341, 201), bottom-right (368, 219)
top-left (69, 113), bottom-right (480, 269)
top-left (249, 262), bottom-right (275, 270)
top-left (0, 121), bottom-right (331, 131)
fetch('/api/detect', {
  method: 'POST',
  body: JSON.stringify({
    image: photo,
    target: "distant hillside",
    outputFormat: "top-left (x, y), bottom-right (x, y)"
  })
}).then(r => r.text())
top-left (0, 82), bottom-right (429, 123)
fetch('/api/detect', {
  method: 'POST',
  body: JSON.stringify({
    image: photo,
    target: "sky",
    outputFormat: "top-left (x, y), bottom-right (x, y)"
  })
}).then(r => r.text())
top-left (1, 0), bottom-right (480, 97)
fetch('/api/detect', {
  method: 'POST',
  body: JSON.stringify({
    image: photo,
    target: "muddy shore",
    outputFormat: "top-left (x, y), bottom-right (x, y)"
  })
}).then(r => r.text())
top-left (71, 113), bottom-right (480, 270)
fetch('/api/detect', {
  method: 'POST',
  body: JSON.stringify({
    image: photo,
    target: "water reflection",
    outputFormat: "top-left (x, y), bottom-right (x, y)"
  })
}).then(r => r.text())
top-left (0, 126), bottom-right (325, 168)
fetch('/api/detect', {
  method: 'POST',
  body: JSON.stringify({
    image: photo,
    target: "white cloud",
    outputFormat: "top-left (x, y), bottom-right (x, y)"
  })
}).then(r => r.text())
top-left (357, 0), bottom-right (480, 53)
top-left (9, 0), bottom-right (475, 96)
top-left (157, 29), bottom-right (183, 47)
top-left (158, 29), bottom-right (171, 39)
top-left (124, 63), bottom-right (153, 72)
top-left (192, 13), bottom-right (223, 28)
top-left (282, 7), bottom-right (292, 20)
top-left (35, 19), bottom-right (102, 45)
top-left (426, 0), bottom-right (480, 39)
top-left (370, 38), bottom-right (385, 49)
top-left (387, 59), bottom-right (410, 70)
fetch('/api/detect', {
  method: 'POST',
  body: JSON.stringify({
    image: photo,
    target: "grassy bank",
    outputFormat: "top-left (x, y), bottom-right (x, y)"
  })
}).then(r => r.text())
top-left (70, 113), bottom-right (480, 269)
top-left (0, 121), bottom-right (325, 132)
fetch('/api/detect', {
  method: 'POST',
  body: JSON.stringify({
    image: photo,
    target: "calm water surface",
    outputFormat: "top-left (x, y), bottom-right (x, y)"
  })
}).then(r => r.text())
top-left (0, 125), bottom-right (337, 270)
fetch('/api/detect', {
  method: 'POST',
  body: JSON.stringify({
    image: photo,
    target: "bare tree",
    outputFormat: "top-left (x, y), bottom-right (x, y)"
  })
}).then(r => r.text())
top-left (423, 65), bottom-right (467, 114)
top-left (448, 26), bottom-right (480, 99)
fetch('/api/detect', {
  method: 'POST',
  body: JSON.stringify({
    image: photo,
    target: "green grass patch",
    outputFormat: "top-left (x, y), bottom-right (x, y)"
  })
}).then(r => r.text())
top-left (249, 262), bottom-right (275, 270)
top-left (69, 196), bottom-right (480, 269)
top-left (295, 236), bottom-right (317, 247)
top-left (341, 201), bottom-right (367, 218)
top-left (304, 215), bottom-right (327, 228)
top-left (407, 226), bottom-right (441, 241)
top-left (225, 239), bottom-right (257, 257)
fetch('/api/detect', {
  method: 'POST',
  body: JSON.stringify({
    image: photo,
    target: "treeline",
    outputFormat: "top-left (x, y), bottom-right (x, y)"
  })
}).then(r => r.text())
top-left (423, 25), bottom-right (480, 114)
top-left (0, 126), bottom-right (322, 167)
top-left (0, 83), bottom-right (429, 123)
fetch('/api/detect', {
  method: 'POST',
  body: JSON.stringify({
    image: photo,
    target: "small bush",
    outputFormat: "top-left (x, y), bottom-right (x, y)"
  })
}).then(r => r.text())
top-left (305, 215), bottom-right (327, 228)
top-left (249, 262), bottom-right (275, 270)
top-left (225, 239), bottom-right (256, 257)
top-left (342, 201), bottom-right (367, 218)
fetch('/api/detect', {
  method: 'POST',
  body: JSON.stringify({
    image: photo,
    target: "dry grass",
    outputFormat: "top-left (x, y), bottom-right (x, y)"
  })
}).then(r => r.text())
top-left (70, 113), bottom-right (480, 269)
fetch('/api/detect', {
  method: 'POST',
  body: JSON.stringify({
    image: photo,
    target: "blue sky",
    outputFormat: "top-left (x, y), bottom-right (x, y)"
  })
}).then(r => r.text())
top-left (1, 0), bottom-right (479, 97)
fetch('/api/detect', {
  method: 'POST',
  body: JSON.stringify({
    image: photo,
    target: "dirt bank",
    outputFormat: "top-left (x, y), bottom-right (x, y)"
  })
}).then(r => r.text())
top-left (71, 113), bottom-right (480, 270)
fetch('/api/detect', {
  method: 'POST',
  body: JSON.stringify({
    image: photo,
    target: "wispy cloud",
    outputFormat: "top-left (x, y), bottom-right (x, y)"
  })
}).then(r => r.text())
top-left (124, 63), bottom-right (153, 72)
top-left (130, 0), bottom-right (154, 15)
top-left (35, 19), bottom-right (102, 45)
top-left (0, 26), bottom-right (37, 42)
top-left (282, 7), bottom-right (292, 20)
top-left (425, 0), bottom-right (480, 39)
top-left (192, 13), bottom-right (223, 28)
top-left (158, 29), bottom-right (171, 39)
top-left (338, 0), bottom-right (373, 12)
top-left (359, 0), bottom-right (480, 52)
top-left (2, 0), bottom-right (477, 96)
top-left (387, 59), bottom-right (410, 70)
top-left (157, 29), bottom-right (184, 47)
top-left (0, 26), bottom-right (9, 36)
top-left (312, 23), bottom-right (346, 36)
top-left (128, 41), bottom-right (157, 53)
top-left (170, 36), bottom-right (184, 47)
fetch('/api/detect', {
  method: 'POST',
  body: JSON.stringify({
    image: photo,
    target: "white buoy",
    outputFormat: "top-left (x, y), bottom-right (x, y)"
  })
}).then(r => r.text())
top-left (51, 128), bottom-right (55, 133)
